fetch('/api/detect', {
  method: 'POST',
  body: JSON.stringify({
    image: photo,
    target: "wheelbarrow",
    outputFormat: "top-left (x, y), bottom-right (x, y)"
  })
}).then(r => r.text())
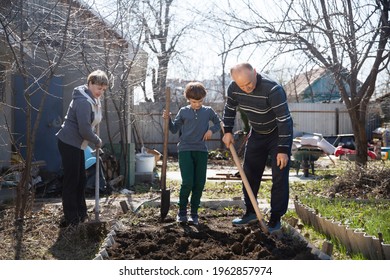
top-left (292, 145), bottom-right (324, 177)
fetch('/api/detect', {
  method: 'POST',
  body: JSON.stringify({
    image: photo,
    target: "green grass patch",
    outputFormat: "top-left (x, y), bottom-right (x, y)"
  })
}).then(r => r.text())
top-left (284, 210), bottom-right (368, 260)
top-left (298, 196), bottom-right (390, 243)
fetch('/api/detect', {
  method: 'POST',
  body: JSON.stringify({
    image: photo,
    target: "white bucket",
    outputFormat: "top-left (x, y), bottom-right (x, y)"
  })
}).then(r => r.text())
top-left (135, 153), bottom-right (155, 173)
top-left (317, 138), bottom-right (336, 155)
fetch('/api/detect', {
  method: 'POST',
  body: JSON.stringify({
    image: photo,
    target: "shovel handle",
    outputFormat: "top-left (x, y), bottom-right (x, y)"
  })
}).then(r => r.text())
top-left (229, 144), bottom-right (269, 233)
top-left (94, 124), bottom-right (100, 221)
top-left (161, 87), bottom-right (171, 191)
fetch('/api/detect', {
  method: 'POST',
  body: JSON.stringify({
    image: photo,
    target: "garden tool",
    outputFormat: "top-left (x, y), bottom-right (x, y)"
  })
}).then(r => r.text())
top-left (94, 124), bottom-right (101, 221)
top-left (221, 123), bottom-right (269, 233)
top-left (229, 144), bottom-right (269, 233)
top-left (160, 87), bottom-right (171, 221)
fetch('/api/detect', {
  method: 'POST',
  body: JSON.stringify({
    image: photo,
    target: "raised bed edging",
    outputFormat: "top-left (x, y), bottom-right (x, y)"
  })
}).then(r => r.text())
top-left (93, 220), bottom-right (124, 260)
top-left (294, 200), bottom-right (390, 260)
top-left (285, 224), bottom-right (331, 260)
top-left (92, 199), bottom-right (329, 260)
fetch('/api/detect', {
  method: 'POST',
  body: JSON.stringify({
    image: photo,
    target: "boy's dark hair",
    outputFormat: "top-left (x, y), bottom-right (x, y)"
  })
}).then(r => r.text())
top-left (87, 70), bottom-right (109, 86)
top-left (184, 82), bottom-right (207, 100)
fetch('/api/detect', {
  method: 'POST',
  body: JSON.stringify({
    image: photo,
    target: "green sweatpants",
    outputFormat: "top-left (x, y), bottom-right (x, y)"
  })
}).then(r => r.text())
top-left (178, 151), bottom-right (208, 214)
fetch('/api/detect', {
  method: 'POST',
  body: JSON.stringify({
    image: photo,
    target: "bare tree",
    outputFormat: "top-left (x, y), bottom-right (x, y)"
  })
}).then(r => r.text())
top-left (140, 0), bottom-right (192, 102)
top-left (0, 0), bottom-right (76, 259)
top-left (0, 0), bottom-right (149, 258)
top-left (85, 0), bottom-right (147, 186)
top-left (221, 0), bottom-right (390, 166)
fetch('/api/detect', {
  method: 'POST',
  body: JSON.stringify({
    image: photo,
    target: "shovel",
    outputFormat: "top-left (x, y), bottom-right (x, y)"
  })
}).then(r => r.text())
top-left (160, 87), bottom-right (171, 221)
top-left (221, 124), bottom-right (268, 233)
top-left (229, 144), bottom-right (269, 234)
top-left (94, 124), bottom-right (101, 221)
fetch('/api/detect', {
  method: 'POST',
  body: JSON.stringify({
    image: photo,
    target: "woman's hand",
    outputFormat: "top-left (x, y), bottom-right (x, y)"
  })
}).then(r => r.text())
top-left (96, 139), bottom-right (102, 148)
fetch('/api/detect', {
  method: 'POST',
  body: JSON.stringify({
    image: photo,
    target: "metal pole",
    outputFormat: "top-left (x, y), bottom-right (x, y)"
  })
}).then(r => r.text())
top-left (94, 124), bottom-right (100, 221)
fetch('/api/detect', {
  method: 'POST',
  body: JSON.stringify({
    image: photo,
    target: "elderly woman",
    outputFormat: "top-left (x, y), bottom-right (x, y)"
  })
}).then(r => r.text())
top-left (56, 70), bottom-right (108, 227)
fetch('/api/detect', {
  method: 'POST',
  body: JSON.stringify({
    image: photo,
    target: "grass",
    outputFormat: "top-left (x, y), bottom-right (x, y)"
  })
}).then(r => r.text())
top-left (298, 196), bottom-right (390, 242)
top-left (288, 160), bottom-right (390, 259)
top-left (285, 209), bottom-right (366, 260)
top-left (291, 160), bottom-right (390, 243)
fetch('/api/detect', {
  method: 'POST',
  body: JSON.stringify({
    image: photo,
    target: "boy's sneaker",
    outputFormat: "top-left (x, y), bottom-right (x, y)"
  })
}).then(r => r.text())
top-left (188, 214), bottom-right (199, 225)
top-left (176, 211), bottom-right (188, 224)
top-left (267, 216), bottom-right (281, 233)
top-left (232, 212), bottom-right (257, 225)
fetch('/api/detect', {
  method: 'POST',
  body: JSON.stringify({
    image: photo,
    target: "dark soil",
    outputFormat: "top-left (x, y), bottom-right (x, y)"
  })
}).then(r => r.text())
top-left (106, 207), bottom-right (319, 260)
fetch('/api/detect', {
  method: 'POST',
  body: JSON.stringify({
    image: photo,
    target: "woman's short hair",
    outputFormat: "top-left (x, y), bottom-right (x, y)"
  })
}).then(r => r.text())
top-left (87, 70), bottom-right (109, 86)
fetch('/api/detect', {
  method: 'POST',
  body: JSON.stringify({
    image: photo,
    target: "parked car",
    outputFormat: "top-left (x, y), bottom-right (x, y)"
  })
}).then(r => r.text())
top-left (332, 134), bottom-right (377, 160)
top-left (333, 134), bottom-right (356, 149)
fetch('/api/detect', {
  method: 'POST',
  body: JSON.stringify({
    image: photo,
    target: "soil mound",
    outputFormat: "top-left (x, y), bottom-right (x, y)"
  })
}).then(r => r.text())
top-left (107, 208), bottom-right (318, 260)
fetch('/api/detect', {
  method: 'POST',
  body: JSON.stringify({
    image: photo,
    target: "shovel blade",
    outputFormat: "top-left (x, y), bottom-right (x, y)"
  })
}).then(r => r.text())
top-left (160, 189), bottom-right (170, 221)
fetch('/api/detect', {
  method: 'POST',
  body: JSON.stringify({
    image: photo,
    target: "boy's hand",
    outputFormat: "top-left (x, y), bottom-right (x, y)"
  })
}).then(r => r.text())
top-left (162, 110), bottom-right (170, 119)
top-left (203, 130), bottom-right (212, 141)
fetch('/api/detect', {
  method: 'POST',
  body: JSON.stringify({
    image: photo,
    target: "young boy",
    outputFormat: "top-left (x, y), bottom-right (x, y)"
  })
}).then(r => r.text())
top-left (162, 82), bottom-right (221, 225)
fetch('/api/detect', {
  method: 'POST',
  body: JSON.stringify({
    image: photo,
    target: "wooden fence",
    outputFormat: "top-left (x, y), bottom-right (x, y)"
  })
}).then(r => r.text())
top-left (132, 102), bottom-right (381, 155)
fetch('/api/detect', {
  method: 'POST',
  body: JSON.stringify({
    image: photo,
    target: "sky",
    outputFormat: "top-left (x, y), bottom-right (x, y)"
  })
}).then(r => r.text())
top-left (82, 0), bottom-right (291, 102)
top-left (83, 0), bottom-right (389, 102)
top-left (83, 0), bottom-right (295, 81)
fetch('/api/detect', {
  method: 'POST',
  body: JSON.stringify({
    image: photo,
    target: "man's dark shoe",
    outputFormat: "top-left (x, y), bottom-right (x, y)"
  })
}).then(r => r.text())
top-left (232, 212), bottom-right (257, 225)
top-left (267, 216), bottom-right (281, 233)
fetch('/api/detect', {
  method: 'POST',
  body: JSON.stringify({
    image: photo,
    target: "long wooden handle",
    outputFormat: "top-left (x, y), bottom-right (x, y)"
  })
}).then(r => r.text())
top-left (229, 144), bottom-right (269, 233)
top-left (161, 87), bottom-right (171, 191)
top-left (95, 124), bottom-right (100, 221)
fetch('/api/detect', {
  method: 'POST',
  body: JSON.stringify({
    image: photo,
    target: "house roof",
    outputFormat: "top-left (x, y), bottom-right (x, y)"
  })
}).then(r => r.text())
top-left (284, 67), bottom-right (328, 99)
top-left (70, 0), bottom-right (127, 43)
top-left (376, 92), bottom-right (390, 102)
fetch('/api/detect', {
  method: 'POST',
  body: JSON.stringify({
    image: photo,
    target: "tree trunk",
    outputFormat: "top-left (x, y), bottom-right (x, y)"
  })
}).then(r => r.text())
top-left (348, 106), bottom-right (368, 166)
top-left (153, 57), bottom-right (169, 102)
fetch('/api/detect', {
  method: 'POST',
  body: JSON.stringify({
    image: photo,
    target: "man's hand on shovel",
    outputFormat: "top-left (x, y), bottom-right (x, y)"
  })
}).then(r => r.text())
top-left (222, 131), bottom-right (235, 148)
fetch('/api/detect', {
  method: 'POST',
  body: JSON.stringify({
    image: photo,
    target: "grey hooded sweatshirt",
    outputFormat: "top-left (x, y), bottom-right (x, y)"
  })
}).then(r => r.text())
top-left (56, 85), bottom-right (102, 150)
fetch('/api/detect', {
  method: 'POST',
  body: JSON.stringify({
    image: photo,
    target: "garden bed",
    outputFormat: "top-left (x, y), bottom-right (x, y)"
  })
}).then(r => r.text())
top-left (105, 206), bottom-right (320, 260)
top-left (0, 197), bottom-right (322, 260)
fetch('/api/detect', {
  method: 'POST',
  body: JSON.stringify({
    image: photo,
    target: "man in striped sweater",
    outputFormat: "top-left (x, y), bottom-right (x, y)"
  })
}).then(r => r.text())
top-left (222, 63), bottom-right (293, 232)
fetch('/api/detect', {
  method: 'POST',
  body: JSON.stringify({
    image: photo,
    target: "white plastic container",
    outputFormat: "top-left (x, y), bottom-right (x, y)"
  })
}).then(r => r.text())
top-left (135, 153), bottom-right (155, 172)
top-left (317, 138), bottom-right (336, 154)
top-left (301, 135), bottom-right (321, 146)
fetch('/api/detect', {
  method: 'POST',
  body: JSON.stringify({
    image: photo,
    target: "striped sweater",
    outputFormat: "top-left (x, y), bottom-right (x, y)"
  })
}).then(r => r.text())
top-left (223, 73), bottom-right (293, 154)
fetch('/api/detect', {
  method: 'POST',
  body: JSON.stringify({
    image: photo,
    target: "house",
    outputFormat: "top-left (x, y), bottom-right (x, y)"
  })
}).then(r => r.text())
top-left (0, 0), bottom-right (147, 186)
top-left (376, 92), bottom-right (390, 122)
top-left (284, 67), bottom-right (381, 140)
top-left (284, 67), bottom-right (351, 103)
